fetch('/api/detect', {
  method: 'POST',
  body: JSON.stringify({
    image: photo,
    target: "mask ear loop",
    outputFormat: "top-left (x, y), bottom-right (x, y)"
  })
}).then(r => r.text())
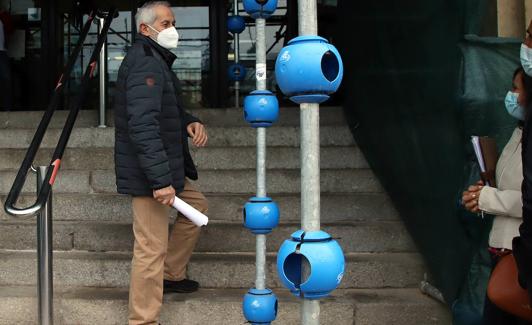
top-left (146, 24), bottom-right (160, 35)
top-left (145, 24), bottom-right (161, 43)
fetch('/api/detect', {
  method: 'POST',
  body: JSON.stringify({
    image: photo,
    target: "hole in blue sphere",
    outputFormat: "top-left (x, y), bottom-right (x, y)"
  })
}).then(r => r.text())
top-left (274, 299), bottom-right (278, 317)
top-left (283, 252), bottom-right (310, 288)
top-left (284, 253), bottom-right (301, 287)
top-left (321, 50), bottom-right (339, 82)
top-left (243, 208), bottom-right (246, 223)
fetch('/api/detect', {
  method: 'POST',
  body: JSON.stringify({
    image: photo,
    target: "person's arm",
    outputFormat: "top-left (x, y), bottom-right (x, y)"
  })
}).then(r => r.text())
top-left (125, 54), bottom-right (173, 190)
top-left (183, 111), bottom-right (201, 127)
top-left (478, 186), bottom-right (522, 218)
top-left (180, 106), bottom-right (207, 147)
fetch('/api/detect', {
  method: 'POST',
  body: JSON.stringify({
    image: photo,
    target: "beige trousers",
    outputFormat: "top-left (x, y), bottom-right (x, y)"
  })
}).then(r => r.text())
top-left (128, 179), bottom-right (208, 325)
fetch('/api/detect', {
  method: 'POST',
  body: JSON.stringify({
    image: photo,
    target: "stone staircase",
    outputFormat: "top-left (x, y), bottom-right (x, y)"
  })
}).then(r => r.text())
top-left (0, 108), bottom-right (450, 324)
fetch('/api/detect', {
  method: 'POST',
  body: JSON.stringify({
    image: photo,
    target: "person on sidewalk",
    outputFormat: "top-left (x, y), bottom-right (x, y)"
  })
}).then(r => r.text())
top-left (113, 2), bottom-right (208, 324)
top-left (463, 67), bottom-right (531, 325)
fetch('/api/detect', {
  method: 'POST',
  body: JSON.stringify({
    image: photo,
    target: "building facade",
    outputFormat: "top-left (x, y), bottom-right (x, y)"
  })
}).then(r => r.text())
top-left (0, 0), bottom-right (340, 111)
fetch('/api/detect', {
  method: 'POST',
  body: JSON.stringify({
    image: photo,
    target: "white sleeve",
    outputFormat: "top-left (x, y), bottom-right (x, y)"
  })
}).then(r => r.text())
top-left (478, 186), bottom-right (522, 218)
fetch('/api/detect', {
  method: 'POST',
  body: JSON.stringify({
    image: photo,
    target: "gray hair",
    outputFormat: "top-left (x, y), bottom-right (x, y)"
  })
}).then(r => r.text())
top-left (135, 1), bottom-right (171, 31)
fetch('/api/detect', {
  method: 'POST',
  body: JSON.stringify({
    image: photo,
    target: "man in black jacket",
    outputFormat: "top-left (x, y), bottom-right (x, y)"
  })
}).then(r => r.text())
top-left (114, 2), bottom-right (208, 324)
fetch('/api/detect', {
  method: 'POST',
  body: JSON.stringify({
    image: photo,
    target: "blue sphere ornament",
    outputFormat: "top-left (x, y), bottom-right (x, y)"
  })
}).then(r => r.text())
top-left (243, 288), bottom-right (278, 324)
top-left (227, 15), bottom-right (246, 34)
top-left (244, 90), bottom-right (279, 128)
top-left (228, 63), bottom-right (247, 82)
top-left (243, 0), bottom-right (278, 19)
top-left (275, 36), bottom-right (344, 104)
top-left (277, 230), bottom-right (345, 299)
top-left (243, 197), bottom-right (280, 234)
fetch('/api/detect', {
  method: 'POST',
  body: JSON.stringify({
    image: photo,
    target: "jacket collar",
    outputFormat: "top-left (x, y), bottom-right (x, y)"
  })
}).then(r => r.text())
top-left (136, 33), bottom-right (177, 68)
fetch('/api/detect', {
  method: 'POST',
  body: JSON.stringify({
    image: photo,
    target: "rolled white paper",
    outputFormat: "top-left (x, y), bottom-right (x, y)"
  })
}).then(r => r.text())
top-left (172, 196), bottom-right (209, 227)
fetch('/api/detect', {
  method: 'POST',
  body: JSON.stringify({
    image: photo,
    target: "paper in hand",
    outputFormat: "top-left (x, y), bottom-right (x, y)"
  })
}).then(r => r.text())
top-left (471, 136), bottom-right (487, 173)
top-left (172, 196), bottom-right (209, 227)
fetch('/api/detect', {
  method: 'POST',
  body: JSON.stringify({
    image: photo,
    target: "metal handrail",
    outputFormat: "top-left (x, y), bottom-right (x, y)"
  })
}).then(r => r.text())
top-left (3, 8), bottom-right (117, 219)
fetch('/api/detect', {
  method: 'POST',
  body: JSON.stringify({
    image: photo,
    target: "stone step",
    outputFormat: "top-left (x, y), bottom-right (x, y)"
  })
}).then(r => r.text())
top-left (0, 193), bottom-right (399, 223)
top-left (0, 250), bottom-right (426, 289)
top-left (0, 286), bottom-right (451, 325)
top-left (0, 146), bottom-right (367, 171)
top-left (0, 125), bottom-right (355, 149)
top-left (0, 220), bottom-right (415, 253)
top-left (0, 169), bottom-right (382, 195)
top-left (0, 107), bottom-right (346, 129)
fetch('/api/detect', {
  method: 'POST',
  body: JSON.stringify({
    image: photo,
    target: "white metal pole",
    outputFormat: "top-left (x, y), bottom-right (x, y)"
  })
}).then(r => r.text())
top-left (300, 104), bottom-right (320, 325)
top-left (98, 17), bottom-right (107, 128)
top-left (234, 0), bottom-right (240, 108)
top-left (300, 105), bottom-right (320, 231)
top-left (298, 1), bottom-right (320, 324)
top-left (255, 16), bottom-right (267, 290)
top-left (255, 18), bottom-right (267, 91)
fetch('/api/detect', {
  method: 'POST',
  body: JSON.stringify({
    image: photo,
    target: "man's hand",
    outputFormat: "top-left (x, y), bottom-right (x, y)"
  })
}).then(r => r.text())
top-left (461, 180), bottom-right (484, 213)
top-left (153, 185), bottom-right (175, 206)
top-left (187, 122), bottom-right (208, 147)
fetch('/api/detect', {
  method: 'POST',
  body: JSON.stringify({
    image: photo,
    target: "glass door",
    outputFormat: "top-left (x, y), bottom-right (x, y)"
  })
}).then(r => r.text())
top-left (4, 1), bottom-right (219, 111)
top-left (61, 9), bottom-right (134, 110)
top-left (1, 0), bottom-right (47, 110)
top-left (62, 2), bottom-right (212, 110)
top-left (169, 5), bottom-right (210, 108)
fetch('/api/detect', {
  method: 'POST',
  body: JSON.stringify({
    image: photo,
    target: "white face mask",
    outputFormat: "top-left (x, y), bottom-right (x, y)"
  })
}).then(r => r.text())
top-left (147, 25), bottom-right (179, 49)
top-left (521, 43), bottom-right (532, 77)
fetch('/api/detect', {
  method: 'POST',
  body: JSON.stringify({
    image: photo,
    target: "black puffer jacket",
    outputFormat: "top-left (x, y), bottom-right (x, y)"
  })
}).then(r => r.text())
top-left (114, 34), bottom-right (200, 196)
top-left (514, 112), bottom-right (532, 299)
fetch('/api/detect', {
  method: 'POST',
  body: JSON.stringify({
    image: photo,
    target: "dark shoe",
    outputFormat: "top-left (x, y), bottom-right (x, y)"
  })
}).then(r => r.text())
top-left (163, 279), bottom-right (199, 293)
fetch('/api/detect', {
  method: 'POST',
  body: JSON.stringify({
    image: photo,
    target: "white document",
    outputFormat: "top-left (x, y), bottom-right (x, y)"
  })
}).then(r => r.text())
top-left (172, 196), bottom-right (208, 227)
top-left (471, 136), bottom-right (486, 172)
top-left (471, 136), bottom-right (490, 186)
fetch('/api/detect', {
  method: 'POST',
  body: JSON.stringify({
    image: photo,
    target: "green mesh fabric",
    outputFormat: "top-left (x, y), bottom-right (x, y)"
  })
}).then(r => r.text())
top-left (337, 1), bottom-right (521, 322)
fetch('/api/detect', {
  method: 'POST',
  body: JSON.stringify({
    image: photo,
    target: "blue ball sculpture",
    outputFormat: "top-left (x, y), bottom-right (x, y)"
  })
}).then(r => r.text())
top-left (277, 230), bottom-right (345, 299)
top-left (228, 63), bottom-right (247, 82)
top-left (227, 15), bottom-right (246, 34)
top-left (244, 90), bottom-right (279, 128)
top-left (243, 288), bottom-right (278, 324)
top-left (275, 35), bottom-right (344, 104)
top-left (243, 0), bottom-right (278, 19)
top-left (243, 197), bottom-right (280, 234)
